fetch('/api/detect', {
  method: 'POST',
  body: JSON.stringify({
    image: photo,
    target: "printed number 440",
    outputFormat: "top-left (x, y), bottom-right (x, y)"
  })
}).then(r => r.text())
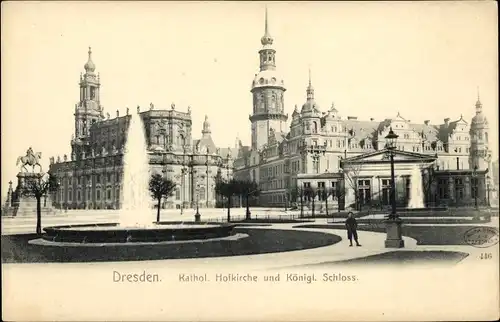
top-left (480, 253), bottom-right (493, 260)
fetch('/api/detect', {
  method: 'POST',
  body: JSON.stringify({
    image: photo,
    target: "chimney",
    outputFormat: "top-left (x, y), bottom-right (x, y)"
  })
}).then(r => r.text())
top-left (347, 116), bottom-right (357, 120)
top-left (424, 120), bottom-right (430, 125)
top-left (370, 118), bottom-right (375, 121)
top-left (444, 118), bottom-right (450, 126)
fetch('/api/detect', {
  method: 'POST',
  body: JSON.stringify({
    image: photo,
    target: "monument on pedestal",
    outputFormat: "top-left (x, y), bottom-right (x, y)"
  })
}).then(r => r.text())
top-left (8, 147), bottom-right (55, 217)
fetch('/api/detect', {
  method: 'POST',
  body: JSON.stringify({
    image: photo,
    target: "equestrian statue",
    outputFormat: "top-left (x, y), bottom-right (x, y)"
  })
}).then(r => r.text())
top-left (16, 147), bottom-right (43, 173)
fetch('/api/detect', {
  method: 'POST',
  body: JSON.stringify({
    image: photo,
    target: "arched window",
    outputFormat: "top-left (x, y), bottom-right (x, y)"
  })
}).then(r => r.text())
top-left (313, 121), bottom-right (318, 133)
top-left (485, 132), bottom-right (488, 142)
top-left (176, 188), bottom-right (181, 200)
top-left (270, 93), bottom-right (277, 111)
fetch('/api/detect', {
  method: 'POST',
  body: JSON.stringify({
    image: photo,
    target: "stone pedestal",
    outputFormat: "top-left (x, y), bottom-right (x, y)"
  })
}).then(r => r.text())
top-left (194, 213), bottom-right (201, 222)
top-left (12, 172), bottom-right (54, 217)
top-left (384, 217), bottom-right (405, 248)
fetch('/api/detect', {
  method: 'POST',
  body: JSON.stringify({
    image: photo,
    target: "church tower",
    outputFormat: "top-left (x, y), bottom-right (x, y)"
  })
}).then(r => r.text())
top-left (249, 8), bottom-right (288, 150)
top-left (72, 47), bottom-right (104, 158)
top-left (469, 90), bottom-right (492, 170)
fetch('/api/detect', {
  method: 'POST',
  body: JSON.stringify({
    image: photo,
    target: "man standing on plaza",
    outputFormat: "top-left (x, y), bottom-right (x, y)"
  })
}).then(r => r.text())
top-left (345, 212), bottom-right (361, 247)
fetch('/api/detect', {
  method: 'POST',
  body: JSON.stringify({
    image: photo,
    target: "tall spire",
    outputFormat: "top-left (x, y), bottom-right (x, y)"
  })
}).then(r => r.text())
top-left (475, 86), bottom-right (482, 114)
top-left (306, 65), bottom-right (314, 100)
top-left (261, 6), bottom-right (274, 46)
top-left (308, 66), bottom-right (312, 87)
top-left (265, 6), bottom-right (269, 35)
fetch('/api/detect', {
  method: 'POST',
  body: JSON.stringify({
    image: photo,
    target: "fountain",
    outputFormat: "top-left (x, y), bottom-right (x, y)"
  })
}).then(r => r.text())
top-left (408, 166), bottom-right (425, 209)
top-left (119, 109), bottom-right (154, 227)
top-left (31, 113), bottom-right (235, 245)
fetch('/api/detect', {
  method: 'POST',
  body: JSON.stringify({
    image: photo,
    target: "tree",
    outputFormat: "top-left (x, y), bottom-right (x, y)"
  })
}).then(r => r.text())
top-left (303, 186), bottom-right (318, 218)
top-left (298, 186), bottom-right (305, 217)
top-left (238, 180), bottom-right (260, 220)
top-left (334, 180), bottom-right (346, 212)
top-left (149, 174), bottom-right (177, 222)
top-left (342, 162), bottom-right (364, 210)
top-left (321, 187), bottom-right (334, 217)
top-left (215, 178), bottom-right (240, 222)
top-left (422, 166), bottom-right (437, 207)
top-left (289, 186), bottom-right (299, 206)
top-left (20, 174), bottom-right (60, 235)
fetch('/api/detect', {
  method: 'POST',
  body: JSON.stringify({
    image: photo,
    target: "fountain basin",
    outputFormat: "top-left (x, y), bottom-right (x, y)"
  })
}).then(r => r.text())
top-left (42, 222), bottom-right (236, 243)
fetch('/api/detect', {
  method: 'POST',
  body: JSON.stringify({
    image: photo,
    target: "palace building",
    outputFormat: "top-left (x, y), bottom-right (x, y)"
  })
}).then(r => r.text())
top-left (48, 48), bottom-right (235, 210)
top-left (232, 9), bottom-right (495, 209)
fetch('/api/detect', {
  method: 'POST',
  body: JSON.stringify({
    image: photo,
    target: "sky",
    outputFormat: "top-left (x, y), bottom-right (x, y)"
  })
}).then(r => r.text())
top-left (1, 1), bottom-right (498, 197)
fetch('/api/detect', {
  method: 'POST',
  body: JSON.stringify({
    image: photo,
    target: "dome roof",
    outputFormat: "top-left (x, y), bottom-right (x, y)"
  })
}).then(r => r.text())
top-left (84, 47), bottom-right (96, 73)
top-left (251, 69), bottom-right (285, 90)
top-left (471, 113), bottom-right (488, 125)
top-left (301, 100), bottom-right (321, 116)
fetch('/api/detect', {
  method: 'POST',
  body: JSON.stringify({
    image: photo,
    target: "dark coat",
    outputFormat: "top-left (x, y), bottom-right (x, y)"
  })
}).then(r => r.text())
top-left (345, 217), bottom-right (358, 232)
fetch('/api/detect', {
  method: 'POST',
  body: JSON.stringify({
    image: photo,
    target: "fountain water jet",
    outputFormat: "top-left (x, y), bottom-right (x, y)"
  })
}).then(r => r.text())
top-left (408, 166), bottom-right (425, 208)
top-left (119, 112), bottom-right (153, 227)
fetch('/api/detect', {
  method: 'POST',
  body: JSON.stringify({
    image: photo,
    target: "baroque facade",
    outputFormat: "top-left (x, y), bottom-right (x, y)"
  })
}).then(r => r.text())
top-left (48, 48), bottom-right (235, 210)
top-left (233, 10), bottom-right (494, 209)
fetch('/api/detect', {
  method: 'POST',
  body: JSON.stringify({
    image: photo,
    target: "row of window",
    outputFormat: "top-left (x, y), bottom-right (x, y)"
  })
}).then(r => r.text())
top-left (61, 173), bottom-right (121, 186)
top-left (260, 179), bottom-right (286, 191)
top-left (260, 163), bottom-right (286, 179)
top-left (296, 178), bottom-right (480, 202)
top-left (59, 187), bottom-right (214, 202)
top-left (437, 178), bottom-right (480, 199)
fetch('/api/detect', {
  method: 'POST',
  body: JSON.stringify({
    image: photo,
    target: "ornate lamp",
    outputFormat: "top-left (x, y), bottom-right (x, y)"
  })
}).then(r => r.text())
top-left (385, 127), bottom-right (398, 150)
top-left (384, 127), bottom-right (404, 248)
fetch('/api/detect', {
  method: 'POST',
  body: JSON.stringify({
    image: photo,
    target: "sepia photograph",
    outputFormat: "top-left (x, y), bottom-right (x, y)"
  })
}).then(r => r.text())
top-left (2, 1), bottom-right (499, 321)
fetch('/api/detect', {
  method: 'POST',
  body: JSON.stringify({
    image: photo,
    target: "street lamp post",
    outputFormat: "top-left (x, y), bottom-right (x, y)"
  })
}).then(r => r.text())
top-left (245, 187), bottom-right (258, 220)
top-left (384, 127), bottom-right (405, 248)
top-left (472, 166), bottom-right (479, 210)
top-left (284, 193), bottom-right (288, 212)
top-left (486, 175), bottom-right (491, 207)
top-left (194, 181), bottom-right (201, 222)
top-left (386, 129), bottom-right (398, 219)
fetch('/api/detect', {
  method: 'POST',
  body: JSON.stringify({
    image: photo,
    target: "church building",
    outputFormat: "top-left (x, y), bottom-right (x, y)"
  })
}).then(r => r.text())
top-left (48, 48), bottom-right (236, 210)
